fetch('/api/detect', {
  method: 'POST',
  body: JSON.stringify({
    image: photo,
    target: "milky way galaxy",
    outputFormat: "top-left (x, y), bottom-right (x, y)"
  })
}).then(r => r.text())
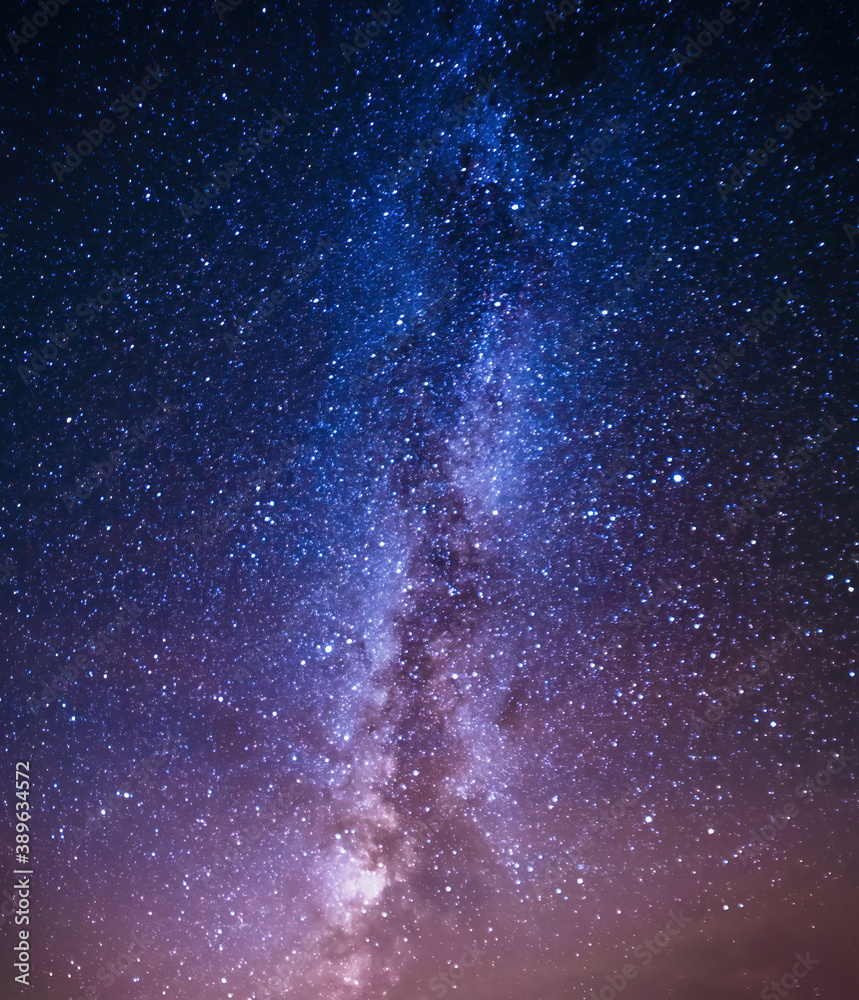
top-left (2, 1), bottom-right (858, 999)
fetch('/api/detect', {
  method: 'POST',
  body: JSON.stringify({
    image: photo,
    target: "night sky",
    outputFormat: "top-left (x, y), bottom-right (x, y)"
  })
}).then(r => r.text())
top-left (2, 1), bottom-right (859, 999)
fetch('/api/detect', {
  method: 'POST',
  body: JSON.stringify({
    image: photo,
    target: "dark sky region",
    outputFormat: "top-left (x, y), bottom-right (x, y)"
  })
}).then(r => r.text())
top-left (1, 1), bottom-right (858, 999)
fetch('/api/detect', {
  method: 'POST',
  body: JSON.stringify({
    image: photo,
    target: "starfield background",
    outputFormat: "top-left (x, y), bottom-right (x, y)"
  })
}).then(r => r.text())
top-left (1, 0), bottom-right (858, 998)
